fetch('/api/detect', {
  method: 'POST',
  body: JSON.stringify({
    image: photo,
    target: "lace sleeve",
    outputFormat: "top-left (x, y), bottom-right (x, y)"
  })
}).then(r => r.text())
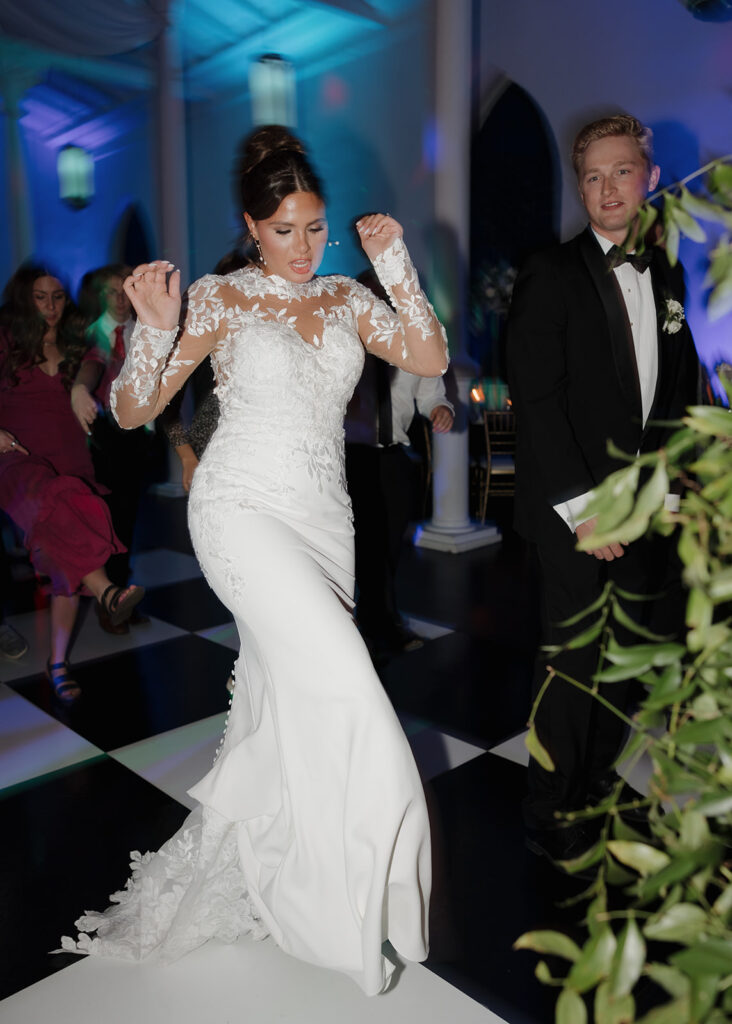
top-left (348, 238), bottom-right (448, 377)
top-left (111, 276), bottom-right (225, 429)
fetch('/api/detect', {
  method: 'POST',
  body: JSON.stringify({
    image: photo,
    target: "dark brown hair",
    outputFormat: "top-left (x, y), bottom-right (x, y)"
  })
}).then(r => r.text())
top-left (237, 125), bottom-right (325, 245)
top-left (0, 263), bottom-right (86, 389)
top-left (572, 114), bottom-right (654, 179)
top-left (77, 262), bottom-right (132, 323)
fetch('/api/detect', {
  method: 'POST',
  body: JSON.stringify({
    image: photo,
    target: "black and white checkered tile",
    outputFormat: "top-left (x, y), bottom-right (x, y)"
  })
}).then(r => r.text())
top-left (0, 498), bottom-right (574, 1024)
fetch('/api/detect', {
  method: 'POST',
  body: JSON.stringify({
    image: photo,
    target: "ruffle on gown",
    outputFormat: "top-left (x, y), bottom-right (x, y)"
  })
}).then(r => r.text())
top-left (59, 806), bottom-right (268, 963)
top-left (0, 456), bottom-right (124, 596)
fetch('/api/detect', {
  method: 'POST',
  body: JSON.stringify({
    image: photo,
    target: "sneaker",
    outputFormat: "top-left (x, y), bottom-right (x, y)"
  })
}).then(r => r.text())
top-left (0, 623), bottom-right (28, 660)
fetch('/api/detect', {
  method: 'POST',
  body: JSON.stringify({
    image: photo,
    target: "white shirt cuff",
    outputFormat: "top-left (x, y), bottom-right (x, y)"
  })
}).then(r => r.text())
top-left (553, 489), bottom-right (595, 533)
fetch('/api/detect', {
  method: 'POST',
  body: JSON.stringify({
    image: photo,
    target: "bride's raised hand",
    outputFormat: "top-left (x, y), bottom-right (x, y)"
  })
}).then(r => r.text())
top-left (356, 214), bottom-right (403, 262)
top-left (124, 261), bottom-right (181, 330)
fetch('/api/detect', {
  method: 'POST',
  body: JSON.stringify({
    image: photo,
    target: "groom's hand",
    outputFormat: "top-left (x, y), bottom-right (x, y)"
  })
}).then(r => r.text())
top-left (576, 517), bottom-right (626, 561)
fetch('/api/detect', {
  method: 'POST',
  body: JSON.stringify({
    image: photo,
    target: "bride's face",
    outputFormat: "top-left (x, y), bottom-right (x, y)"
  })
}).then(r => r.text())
top-left (245, 191), bottom-right (328, 283)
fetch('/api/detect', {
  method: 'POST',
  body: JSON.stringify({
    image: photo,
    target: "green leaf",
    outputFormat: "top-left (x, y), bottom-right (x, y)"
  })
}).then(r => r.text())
top-left (668, 200), bottom-right (707, 242)
top-left (586, 890), bottom-right (608, 938)
top-left (671, 939), bottom-right (732, 976)
top-left (696, 793), bottom-right (732, 817)
top-left (635, 997), bottom-right (690, 1023)
top-left (514, 930), bottom-right (582, 962)
top-left (679, 809), bottom-right (711, 851)
top-left (708, 162), bottom-right (732, 204)
top-left (643, 663), bottom-right (686, 710)
top-left (567, 926), bottom-right (617, 994)
top-left (610, 917), bottom-right (646, 997)
top-left (606, 841), bottom-right (670, 877)
top-left (636, 844), bottom-right (723, 901)
top-left (665, 219), bottom-right (680, 267)
top-left (644, 963), bottom-right (690, 999)
top-left (560, 840), bottom-right (605, 877)
top-left (643, 903), bottom-right (709, 943)
top-left (686, 587), bottom-right (713, 632)
top-left (712, 882), bottom-right (732, 919)
top-left (526, 725), bottom-right (556, 772)
top-left (558, 582), bottom-right (613, 628)
top-left (673, 716), bottom-right (728, 746)
top-left (679, 185), bottom-right (730, 225)
top-left (708, 566), bottom-right (732, 602)
top-left (612, 816), bottom-right (651, 844)
top-left (611, 599), bottom-right (671, 641)
top-left (691, 972), bottom-right (720, 1020)
top-left (536, 960), bottom-right (557, 985)
top-left (594, 661), bottom-right (650, 683)
top-left (566, 618), bottom-right (605, 650)
top-left (556, 987), bottom-right (587, 1024)
top-left (683, 405), bottom-right (732, 439)
top-left (595, 981), bottom-right (635, 1024)
top-left (709, 276), bottom-right (732, 321)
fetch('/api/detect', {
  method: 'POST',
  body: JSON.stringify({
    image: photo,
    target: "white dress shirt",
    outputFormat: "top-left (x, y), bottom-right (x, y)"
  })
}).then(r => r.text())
top-left (553, 229), bottom-right (658, 532)
top-left (344, 359), bottom-right (454, 447)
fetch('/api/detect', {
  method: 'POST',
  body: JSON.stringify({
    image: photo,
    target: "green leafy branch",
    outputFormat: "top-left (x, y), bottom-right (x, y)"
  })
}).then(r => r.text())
top-left (515, 387), bottom-right (732, 1022)
top-left (633, 154), bottom-right (732, 321)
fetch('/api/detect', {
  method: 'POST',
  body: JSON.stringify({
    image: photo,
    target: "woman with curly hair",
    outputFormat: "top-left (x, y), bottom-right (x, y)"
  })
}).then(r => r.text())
top-left (0, 264), bottom-right (144, 701)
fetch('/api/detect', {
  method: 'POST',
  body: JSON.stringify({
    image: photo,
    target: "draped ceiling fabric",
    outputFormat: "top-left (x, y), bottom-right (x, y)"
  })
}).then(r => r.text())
top-left (0, 0), bottom-right (165, 57)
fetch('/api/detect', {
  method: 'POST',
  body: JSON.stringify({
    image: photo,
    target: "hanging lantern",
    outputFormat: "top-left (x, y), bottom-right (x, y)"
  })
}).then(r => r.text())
top-left (57, 145), bottom-right (94, 210)
top-left (249, 54), bottom-right (296, 127)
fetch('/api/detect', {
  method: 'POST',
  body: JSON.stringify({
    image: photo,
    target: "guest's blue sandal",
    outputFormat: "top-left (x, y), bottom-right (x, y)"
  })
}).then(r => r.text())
top-left (46, 660), bottom-right (81, 703)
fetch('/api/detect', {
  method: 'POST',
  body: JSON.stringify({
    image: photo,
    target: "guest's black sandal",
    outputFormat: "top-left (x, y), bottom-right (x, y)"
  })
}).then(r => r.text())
top-left (46, 660), bottom-right (81, 703)
top-left (100, 584), bottom-right (145, 627)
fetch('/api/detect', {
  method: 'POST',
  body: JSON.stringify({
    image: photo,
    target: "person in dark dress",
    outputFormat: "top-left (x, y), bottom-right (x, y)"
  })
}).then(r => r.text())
top-left (0, 265), bottom-right (144, 700)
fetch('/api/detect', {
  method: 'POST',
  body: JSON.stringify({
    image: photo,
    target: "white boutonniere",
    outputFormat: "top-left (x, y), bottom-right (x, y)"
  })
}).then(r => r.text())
top-left (662, 298), bottom-right (685, 335)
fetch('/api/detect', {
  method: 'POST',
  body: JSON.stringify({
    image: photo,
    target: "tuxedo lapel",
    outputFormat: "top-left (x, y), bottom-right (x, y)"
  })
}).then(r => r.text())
top-left (578, 228), bottom-right (642, 422)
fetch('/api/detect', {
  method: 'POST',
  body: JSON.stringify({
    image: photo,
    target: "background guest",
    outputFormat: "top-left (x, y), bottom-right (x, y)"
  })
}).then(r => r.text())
top-left (71, 264), bottom-right (150, 634)
top-left (0, 264), bottom-right (143, 700)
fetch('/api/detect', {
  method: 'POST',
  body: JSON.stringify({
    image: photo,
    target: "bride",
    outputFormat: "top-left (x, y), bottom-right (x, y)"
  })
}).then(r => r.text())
top-left (61, 125), bottom-right (448, 995)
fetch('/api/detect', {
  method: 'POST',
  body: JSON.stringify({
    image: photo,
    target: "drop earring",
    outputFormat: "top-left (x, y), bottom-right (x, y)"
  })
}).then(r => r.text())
top-left (253, 237), bottom-right (266, 265)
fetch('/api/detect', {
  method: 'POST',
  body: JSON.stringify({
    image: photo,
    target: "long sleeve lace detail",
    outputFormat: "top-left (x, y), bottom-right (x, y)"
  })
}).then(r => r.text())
top-left (110, 323), bottom-right (178, 423)
top-left (350, 238), bottom-right (448, 373)
top-left (110, 276), bottom-right (224, 429)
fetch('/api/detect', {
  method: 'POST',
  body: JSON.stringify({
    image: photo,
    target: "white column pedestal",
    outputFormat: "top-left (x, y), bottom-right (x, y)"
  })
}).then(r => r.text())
top-left (415, 362), bottom-right (500, 553)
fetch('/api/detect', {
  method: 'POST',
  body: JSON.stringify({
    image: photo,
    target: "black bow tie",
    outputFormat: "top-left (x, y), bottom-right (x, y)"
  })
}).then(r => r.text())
top-left (607, 244), bottom-right (653, 274)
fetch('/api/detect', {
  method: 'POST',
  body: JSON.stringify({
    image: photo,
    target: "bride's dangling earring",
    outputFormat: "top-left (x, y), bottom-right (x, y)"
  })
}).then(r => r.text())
top-left (254, 237), bottom-right (266, 266)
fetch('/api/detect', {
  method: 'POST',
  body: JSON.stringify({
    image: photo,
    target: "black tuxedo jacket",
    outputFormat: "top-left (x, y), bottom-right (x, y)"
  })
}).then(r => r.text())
top-left (507, 226), bottom-right (700, 542)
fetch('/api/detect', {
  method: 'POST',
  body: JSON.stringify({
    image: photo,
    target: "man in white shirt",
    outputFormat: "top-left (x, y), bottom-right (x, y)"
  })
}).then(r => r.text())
top-left (507, 115), bottom-right (700, 863)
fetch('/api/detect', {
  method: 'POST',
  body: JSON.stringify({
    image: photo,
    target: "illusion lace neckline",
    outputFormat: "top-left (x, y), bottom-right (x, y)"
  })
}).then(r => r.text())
top-left (229, 265), bottom-right (335, 302)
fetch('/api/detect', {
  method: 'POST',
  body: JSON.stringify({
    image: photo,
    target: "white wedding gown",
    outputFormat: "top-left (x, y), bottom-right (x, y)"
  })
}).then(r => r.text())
top-left (61, 238), bottom-right (447, 995)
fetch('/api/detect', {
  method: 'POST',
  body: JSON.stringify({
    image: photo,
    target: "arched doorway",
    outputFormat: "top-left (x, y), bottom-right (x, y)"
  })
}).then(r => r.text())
top-left (470, 82), bottom-right (560, 376)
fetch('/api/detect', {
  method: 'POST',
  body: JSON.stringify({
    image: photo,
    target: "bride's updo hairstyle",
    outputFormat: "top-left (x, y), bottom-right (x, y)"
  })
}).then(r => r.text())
top-left (238, 125), bottom-right (325, 231)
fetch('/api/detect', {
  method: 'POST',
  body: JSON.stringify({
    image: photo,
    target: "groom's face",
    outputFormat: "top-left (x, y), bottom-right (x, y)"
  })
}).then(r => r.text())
top-left (578, 134), bottom-right (660, 244)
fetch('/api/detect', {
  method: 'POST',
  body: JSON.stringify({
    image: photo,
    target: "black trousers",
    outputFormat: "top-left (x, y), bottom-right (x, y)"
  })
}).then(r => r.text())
top-left (91, 414), bottom-right (150, 585)
top-left (525, 510), bottom-right (683, 829)
top-left (345, 443), bottom-right (416, 641)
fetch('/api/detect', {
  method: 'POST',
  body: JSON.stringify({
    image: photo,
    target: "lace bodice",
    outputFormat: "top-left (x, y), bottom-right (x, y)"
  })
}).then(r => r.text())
top-left (110, 238), bottom-right (448, 435)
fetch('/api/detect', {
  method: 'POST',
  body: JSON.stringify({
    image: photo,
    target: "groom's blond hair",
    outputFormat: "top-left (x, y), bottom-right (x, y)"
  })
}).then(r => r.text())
top-left (572, 115), bottom-right (654, 178)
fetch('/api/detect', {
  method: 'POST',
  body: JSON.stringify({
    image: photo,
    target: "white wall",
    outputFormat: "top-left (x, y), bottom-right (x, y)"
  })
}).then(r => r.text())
top-left (477, 0), bottom-right (732, 370)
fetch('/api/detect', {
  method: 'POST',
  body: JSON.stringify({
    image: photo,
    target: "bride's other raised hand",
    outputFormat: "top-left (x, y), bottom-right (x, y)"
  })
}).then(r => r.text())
top-left (124, 261), bottom-right (181, 330)
top-left (356, 214), bottom-right (403, 262)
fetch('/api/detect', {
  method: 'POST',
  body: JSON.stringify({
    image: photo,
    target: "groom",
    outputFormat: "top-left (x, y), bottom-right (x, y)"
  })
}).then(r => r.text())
top-left (507, 114), bottom-right (700, 862)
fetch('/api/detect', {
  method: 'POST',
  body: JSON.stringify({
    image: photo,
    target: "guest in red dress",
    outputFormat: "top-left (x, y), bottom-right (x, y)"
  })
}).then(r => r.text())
top-left (0, 264), bottom-right (144, 701)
